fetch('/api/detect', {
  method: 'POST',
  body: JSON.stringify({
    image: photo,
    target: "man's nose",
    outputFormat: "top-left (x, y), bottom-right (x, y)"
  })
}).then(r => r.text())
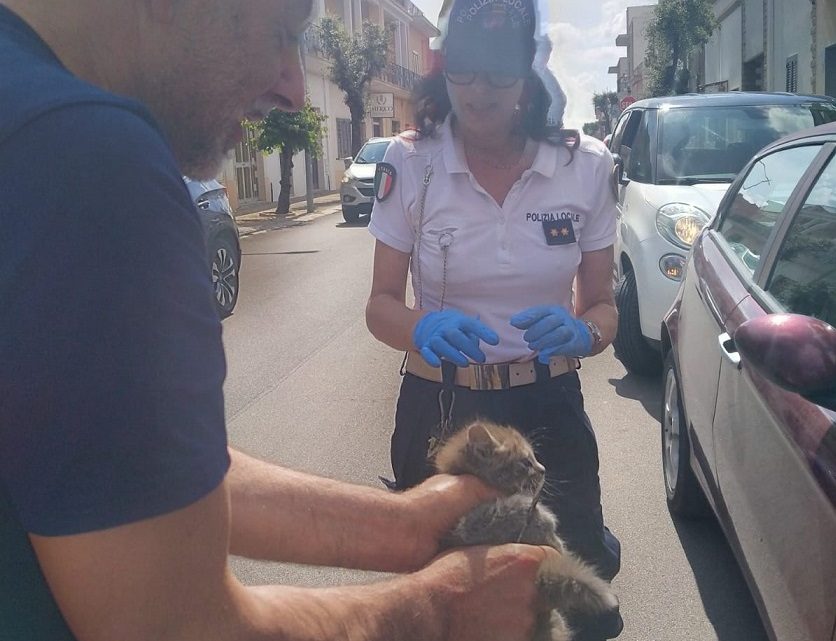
top-left (272, 46), bottom-right (306, 112)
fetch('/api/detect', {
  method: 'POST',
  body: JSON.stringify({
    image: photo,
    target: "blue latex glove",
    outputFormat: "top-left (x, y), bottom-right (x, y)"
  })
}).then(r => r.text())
top-left (413, 309), bottom-right (499, 367)
top-left (510, 305), bottom-right (593, 363)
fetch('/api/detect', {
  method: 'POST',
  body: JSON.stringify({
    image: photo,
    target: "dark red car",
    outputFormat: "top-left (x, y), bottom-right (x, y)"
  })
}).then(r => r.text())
top-left (661, 122), bottom-right (836, 641)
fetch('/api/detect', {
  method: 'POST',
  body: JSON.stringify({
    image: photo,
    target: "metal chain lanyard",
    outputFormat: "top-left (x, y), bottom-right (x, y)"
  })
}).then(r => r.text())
top-left (409, 162), bottom-right (457, 460)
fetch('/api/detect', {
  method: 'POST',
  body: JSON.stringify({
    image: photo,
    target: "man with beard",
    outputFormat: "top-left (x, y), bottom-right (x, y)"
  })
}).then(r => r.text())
top-left (0, 2), bottom-right (560, 640)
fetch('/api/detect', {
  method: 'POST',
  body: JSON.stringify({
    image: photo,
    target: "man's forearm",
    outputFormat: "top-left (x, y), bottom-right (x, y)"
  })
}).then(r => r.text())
top-left (227, 449), bottom-right (422, 571)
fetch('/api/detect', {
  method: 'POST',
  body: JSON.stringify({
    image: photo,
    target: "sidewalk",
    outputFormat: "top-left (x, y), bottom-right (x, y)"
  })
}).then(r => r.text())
top-left (233, 191), bottom-right (342, 237)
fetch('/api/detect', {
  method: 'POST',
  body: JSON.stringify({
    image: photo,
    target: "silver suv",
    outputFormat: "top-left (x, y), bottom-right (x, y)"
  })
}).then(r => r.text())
top-left (340, 137), bottom-right (392, 223)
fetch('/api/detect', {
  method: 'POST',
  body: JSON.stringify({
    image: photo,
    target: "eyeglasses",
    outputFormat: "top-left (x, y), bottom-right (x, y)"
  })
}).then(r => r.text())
top-left (444, 70), bottom-right (522, 89)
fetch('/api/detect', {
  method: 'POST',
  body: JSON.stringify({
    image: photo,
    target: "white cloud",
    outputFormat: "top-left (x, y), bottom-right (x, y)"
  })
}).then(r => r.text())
top-left (546, 0), bottom-right (656, 130)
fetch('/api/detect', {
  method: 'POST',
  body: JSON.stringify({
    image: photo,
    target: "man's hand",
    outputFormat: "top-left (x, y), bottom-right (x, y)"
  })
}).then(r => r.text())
top-left (398, 473), bottom-right (500, 570)
top-left (415, 544), bottom-right (558, 641)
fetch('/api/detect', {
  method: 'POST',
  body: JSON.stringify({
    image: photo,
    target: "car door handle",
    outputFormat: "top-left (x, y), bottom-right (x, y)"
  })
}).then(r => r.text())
top-left (718, 332), bottom-right (741, 368)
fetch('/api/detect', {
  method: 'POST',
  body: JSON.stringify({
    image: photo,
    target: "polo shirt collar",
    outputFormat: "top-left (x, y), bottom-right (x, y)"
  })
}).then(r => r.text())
top-left (441, 115), bottom-right (560, 178)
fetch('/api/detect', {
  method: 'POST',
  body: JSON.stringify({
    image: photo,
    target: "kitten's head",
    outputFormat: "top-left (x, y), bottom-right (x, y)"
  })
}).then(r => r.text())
top-left (434, 420), bottom-right (546, 495)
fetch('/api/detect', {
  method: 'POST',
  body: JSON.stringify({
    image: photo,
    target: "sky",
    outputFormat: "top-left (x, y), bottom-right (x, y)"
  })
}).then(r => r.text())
top-left (410, 0), bottom-right (658, 130)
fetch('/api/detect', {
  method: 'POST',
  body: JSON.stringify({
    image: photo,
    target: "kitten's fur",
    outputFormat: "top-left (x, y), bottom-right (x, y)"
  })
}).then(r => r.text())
top-left (435, 421), bottom-right (619, 641)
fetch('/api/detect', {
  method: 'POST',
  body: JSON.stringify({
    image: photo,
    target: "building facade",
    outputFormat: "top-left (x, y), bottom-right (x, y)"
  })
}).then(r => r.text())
top-left (220, 0), bottom-right (438, 211)
top-left (609, 5), bottom-right (656, 101)
top-left (700, 0), bottom-right (835, 97)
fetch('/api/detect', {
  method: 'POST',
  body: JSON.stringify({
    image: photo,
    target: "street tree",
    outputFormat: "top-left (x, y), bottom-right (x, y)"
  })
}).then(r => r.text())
top-left (645, 0), bottom-right (717, 97)
top-left (248, 102), bottom-right (326, 215)
top-left (582, 122), bottom-right (600, 137)
top-left (592, 91), bottom-right (619, 135)
top-left (318, 16), bottom-right (389, 156)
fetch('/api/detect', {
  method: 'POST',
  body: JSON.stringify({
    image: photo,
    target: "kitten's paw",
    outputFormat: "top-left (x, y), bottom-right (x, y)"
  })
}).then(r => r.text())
top-left (531, 611), bottom-right (571, 641)
top-left (537, 552), bottom-right (619, 615)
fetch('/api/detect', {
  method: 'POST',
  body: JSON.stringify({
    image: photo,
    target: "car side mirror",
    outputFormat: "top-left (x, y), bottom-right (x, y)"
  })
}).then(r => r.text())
top-left (734, 313), bottom-right (836, 411)
top-left (342, 156), bottom-right (354, 170)
top-left (612, 154), bottom-right (630, 186)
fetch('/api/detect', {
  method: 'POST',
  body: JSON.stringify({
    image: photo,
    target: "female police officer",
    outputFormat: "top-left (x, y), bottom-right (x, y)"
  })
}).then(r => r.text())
top-left (366, 0), bottom-right (622, 638)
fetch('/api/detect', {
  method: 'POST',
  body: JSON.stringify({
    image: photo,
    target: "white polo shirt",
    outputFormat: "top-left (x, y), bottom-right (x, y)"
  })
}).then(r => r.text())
top-left (369, 118), bottom-right (617, 363)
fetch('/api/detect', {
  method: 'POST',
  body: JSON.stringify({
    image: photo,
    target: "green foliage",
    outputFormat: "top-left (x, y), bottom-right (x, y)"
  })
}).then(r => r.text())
top-left (583, 122), bottom-right (600, 137)
top-left (318, 16), bottom-right (389, 154)
top-left (592, 91), bottom-right (619, 135)
top-left (645, 0), bottom-right (717, 97)
top-left (248, 101), bottom-right (325, 157)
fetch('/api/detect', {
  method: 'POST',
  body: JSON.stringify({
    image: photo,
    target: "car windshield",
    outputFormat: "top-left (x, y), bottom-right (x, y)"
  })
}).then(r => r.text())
top-left (656, 103), bottom-right (836, 184)
top-left (354, 140), bottom-right (391, 164)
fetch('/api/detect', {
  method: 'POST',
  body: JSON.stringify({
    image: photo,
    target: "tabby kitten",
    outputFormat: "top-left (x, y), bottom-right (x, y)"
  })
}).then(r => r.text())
top-left (434, 420), bottom-right (619, 641)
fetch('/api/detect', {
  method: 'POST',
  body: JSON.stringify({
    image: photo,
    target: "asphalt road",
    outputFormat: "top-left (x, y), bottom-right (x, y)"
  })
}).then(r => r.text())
top-left (221, 208), bottom-right (769, 641)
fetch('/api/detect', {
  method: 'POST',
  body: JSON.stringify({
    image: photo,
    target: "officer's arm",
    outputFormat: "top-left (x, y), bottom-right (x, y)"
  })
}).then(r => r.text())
top-left (31, 477), bottom-right (547, 641)
top-left (366, 239), bottom-right (424, 351)
top-left (575, 245), bottom-right (617, 355)
top-left (225, 448), bottom-right (497, 572)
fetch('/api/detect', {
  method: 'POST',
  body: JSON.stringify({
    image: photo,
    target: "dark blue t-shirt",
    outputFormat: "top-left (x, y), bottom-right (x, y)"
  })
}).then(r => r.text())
top-left (0, 6), bottom-right (231, 637)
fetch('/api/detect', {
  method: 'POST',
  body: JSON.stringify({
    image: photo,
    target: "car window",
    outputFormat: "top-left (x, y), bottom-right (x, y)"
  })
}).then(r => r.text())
top-left (767, 152), bottom-right (836, 325)
top-left (354, 141), bottom-right (390, 164)
top-left (656, 104), bottom-right (836, 185)
top-left (717, 145), bottom-right (821, 275)
top-left (609, 111), bottom-right (632, 152)
top-left (626, 115), bottom-right (651, 183)
top-left (615, 111), bottom-right (642, 172)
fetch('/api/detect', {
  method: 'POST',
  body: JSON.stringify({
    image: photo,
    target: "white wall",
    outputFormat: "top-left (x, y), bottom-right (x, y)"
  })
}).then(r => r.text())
top-left (769, 0), bottom-right (813, 92)
top-left (744, 0), bottom-right (764, 61)
top-left (705, 5), bottom-right (742, 90)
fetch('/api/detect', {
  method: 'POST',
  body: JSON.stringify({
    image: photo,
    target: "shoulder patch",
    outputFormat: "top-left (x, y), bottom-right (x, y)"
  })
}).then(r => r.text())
top-left (374, 162), bottom-right (397, 202)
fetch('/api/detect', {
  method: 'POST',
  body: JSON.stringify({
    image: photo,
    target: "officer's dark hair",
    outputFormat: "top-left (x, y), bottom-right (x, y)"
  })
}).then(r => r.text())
top-left (411, 71), bottom-right (579, 154)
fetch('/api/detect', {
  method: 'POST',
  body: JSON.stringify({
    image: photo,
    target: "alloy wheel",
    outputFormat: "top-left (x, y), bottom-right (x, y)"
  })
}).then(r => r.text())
top-left (662, 366), bottom-right (681, 495)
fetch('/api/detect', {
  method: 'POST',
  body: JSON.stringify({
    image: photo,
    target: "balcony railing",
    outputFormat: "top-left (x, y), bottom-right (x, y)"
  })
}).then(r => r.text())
top-left (376, 62), bottom-right (421, 91)
top-left (304, 26), bottom-right (421, 92)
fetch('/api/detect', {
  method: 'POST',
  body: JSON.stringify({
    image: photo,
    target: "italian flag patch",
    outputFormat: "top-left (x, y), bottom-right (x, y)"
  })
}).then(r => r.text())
top-left (374, 162), bottom-right (396, 202)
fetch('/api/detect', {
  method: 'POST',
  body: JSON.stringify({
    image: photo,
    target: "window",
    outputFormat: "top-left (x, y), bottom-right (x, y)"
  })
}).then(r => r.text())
top-left (626, 116), bottom-right (651, 183)
top-left (786, 55), bottom-right (798, 93)
top-left (410, 51), bottom-right (420, 74)
top-left (337, 118), bottom-right (352, 159)
top-left (372, 118), bottom-right (383, 138)
top-left (717, 145), bottom-right (821, 275)
top-left (767, 154), bottom-right (836, 325)
top-left (391, 120), bottom-right (401, 135)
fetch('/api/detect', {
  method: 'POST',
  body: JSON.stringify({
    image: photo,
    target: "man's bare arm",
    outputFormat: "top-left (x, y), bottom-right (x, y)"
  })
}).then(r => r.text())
top-left (32, 478), bottom-right (553, 641)
top-left (226, 448), bottom-right (497, 572)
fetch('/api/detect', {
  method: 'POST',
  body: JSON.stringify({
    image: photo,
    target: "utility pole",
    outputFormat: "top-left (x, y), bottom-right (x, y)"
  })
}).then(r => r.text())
top-left (301, 36), bottom-right (315, 214)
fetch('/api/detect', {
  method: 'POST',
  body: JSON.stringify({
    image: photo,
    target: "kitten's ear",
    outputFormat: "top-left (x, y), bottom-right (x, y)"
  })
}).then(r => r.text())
top-left (467, 422), bottom-right (499, 449)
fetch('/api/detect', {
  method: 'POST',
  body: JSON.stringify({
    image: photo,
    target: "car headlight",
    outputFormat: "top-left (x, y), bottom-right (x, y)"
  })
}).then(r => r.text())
top-left (656, 203), bottom-right (710, 249)
top-left (341, 171), bottom-right (353, 184)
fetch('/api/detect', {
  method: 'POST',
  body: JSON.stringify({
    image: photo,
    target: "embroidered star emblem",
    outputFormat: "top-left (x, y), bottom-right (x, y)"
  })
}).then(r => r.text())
top-left (550, 228), bottom-right (559, 237)
top-left (561, 228), bottom-right (570, 237)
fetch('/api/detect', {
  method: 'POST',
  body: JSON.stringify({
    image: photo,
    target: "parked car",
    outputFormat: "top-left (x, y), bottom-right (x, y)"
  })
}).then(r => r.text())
top-left (609, 92), bottom-right (836, 375)
top-left (184, 177), bottom-right (241, 318)
top-left (660, 122), bottom-right (836, 641)
top-left (340, 137), bottom-right (392, 223)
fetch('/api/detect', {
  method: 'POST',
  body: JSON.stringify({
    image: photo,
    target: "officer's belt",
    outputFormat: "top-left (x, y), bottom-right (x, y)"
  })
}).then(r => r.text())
top-left (404, 353), bottom-right (580, 390)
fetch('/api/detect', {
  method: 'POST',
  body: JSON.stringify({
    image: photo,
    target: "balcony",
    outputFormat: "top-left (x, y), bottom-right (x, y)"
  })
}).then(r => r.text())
top-left (376, 62), bottom-right (421, 91)
top-left (304, 26), bottom-right (421, 92)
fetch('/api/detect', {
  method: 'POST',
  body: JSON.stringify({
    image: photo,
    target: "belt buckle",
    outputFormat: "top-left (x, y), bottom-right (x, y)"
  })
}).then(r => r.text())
top-left (470, 363), bottom-right (511, 390)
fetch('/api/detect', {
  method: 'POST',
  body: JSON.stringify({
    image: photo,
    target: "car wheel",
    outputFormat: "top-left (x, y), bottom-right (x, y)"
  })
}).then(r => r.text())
top-left (662, 351), bottom-right (709, 517)
top-left (342, 206), bottom-right (360, 224)
top-left (210, 235), bottom-right (240, 319)
top-left (614, 270), bottom-right (662, 376)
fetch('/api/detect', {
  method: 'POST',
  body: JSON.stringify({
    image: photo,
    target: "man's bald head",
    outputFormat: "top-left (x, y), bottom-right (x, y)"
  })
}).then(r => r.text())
top-left (7, 0), bottom-right (313, 177)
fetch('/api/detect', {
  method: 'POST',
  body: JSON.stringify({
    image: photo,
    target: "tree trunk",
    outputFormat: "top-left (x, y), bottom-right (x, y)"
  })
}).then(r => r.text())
top-left (349, 98), bottom-right (366, 157)
top-left (277, 148), bottom-right (293, 215)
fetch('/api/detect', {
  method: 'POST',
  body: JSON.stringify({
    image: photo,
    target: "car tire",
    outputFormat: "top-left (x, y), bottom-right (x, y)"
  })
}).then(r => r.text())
top-left (614, 270), bottom-right (662, 376)
top-left (662, 351), bottom-right (709, 517)
top-left (342, 206), bottom-right (360, 224)
top-left (210, 235), bottom-right (240, 319)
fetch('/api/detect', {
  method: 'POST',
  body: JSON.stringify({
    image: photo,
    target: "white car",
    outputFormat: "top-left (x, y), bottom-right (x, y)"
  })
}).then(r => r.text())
top-left (609, 92), bottom-right (836, 375)
top-left (339, 137), bottom-right (392, 223)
